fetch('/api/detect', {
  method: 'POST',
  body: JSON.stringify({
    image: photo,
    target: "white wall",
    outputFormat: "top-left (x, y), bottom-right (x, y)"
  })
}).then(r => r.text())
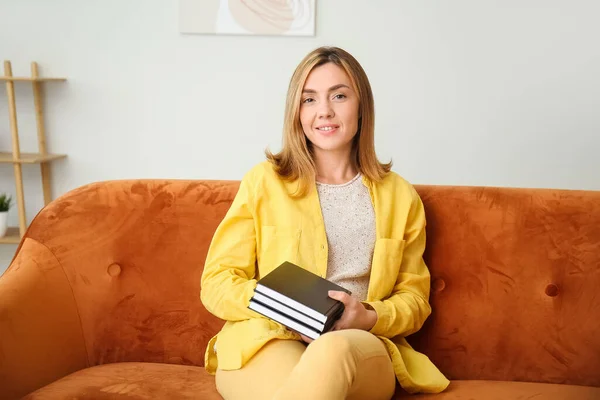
top-left (1, 0), bottom-right (599, 272)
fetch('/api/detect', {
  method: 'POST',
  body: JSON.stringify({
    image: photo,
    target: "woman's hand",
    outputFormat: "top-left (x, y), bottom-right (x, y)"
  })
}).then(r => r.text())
top-left (298, 291), bottom-right (377, 344)
top-left (328, 290), bottom-right (377, 331)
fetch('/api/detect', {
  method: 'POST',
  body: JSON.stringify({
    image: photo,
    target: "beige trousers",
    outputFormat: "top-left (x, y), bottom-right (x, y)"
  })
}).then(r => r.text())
top-left (215, 329), bottom-right (396, 400)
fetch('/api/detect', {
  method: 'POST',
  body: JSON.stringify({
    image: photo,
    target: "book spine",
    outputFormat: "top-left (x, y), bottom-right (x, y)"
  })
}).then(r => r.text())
top-left (249, 300), bottom-right (321, 340)
top-left (255, 284), bottom-right (327, 323)
top-left (323, 304), bottom-right (344, 332)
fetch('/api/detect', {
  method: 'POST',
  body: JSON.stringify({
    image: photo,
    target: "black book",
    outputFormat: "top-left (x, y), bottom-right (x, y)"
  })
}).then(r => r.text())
top-left (251, 261), bottom-right (351, 333)
top-left (251, 291), bottom-right (326, 331)
top-left (249, 299), bottom-right (322, 340)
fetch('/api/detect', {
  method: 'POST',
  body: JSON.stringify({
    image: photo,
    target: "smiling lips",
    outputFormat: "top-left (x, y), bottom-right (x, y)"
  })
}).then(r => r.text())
top-left (316, 124), bottom-right (339, 134)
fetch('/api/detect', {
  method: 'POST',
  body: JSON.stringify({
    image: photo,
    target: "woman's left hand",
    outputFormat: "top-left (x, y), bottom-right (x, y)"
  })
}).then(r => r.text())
top-left (328, 290), bottom-right (378, 331)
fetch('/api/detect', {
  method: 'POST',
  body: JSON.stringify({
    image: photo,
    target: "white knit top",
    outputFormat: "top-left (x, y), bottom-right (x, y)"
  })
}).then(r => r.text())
top-left (316, 173), bottom-right (376, 302)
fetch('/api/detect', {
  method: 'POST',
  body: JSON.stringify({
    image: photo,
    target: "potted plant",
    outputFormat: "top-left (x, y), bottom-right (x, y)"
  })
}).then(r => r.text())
top-left (0, 193), bottom-right (13, 237)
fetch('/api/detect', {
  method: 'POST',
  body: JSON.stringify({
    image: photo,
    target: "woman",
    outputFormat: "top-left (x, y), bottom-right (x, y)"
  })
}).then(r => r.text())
top-left (201, 46), bottom-right (450, 399)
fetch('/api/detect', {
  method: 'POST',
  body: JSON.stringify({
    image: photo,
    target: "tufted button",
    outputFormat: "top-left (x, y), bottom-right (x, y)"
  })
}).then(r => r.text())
top-left (432, 278), bottom-right (446, 292)
top-left (107, 263), bottom-right (122, 277)
top-left (545, 283), bottom-right (559, 297)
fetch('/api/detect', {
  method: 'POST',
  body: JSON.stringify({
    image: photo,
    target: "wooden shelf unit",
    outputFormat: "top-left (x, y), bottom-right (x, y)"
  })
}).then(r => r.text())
top-left (1, 60), bottom-right (67, 243)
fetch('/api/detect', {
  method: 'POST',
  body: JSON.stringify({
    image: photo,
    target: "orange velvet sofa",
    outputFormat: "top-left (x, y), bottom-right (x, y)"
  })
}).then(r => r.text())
top-left (1, 180), bottom-right (599, 400)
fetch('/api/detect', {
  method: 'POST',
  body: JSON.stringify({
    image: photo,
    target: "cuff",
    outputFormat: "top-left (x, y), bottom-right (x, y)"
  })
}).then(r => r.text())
top-left (363, 300), bottom-right (390, 336)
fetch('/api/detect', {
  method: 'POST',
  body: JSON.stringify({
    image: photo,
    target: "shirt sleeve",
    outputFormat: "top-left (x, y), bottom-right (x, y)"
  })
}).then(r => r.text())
top-left (200, 172), bottom-right (262, 321)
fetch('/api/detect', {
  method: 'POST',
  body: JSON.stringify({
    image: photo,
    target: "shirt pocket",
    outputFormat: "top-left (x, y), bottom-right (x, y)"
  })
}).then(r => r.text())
top-left (367, 238), bottom-right (406, 300)
top-left (257, 225), bottom-right (302, 277)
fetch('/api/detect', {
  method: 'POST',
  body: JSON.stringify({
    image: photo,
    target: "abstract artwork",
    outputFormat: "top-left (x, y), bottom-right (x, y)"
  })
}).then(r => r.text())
top-left (179, 0), bottom-right (316, 36)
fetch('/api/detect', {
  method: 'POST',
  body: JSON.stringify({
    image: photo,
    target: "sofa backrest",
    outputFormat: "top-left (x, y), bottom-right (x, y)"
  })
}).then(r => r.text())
top-left (22, 180), bottom-right (235, 368)
top-left (21, 180), bottom-right (600, 386)
top-left (410, 185), bottom-right (600, 387)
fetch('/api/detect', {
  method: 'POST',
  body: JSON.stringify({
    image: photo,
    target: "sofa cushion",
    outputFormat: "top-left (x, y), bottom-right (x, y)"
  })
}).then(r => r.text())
top-left (409, 186), bottom-right (600, 387)
top-left (394, 380), bottom-right (600, 399)
top-left (22, 362), bottom-right (221, 400)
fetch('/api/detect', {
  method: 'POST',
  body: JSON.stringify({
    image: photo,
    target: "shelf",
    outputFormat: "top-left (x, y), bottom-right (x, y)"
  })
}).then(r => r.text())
top-left (1, 61), bottom-right (67, 246)
top-left (0, 227), bottom-right (21, 244)
top-left (0, 152), bottom-right (67, 164)
top-left (0, 77), bottom-right (66, 82)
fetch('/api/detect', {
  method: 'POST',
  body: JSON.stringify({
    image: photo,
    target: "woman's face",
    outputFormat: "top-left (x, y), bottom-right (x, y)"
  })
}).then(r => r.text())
top-left (299, 63), bottom-right (360, 157)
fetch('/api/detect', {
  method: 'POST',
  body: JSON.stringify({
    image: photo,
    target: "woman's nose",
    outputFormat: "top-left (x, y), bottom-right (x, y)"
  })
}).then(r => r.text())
top-left (317, 100), bottom-right (334, 118)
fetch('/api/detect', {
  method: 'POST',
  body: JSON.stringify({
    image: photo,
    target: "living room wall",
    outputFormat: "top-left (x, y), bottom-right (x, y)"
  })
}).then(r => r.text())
top-left (1, 0), bottom-right (599, 273)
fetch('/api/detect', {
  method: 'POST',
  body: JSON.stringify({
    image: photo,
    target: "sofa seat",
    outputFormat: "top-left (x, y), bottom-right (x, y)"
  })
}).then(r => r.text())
top-left (23, 362), bottom-right (600, 400)
top-left (22, 362), bottom-right (221, 400)
top-left (395, 380), bottom-right (600, 399)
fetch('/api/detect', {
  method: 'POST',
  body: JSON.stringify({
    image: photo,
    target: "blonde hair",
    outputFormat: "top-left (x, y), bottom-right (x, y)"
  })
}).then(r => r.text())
top-left (266, 46), bottom-right (391, 197)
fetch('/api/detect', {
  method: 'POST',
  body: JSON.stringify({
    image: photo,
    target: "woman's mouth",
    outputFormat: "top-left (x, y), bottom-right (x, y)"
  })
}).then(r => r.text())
top-left (316, 125), bottom-right (339, 134)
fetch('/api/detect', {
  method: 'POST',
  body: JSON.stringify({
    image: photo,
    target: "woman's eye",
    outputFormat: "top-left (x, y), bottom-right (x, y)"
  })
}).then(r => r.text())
top-left (303, 98), bottom-right (314, 103)
top-left (334, 94), bottom-right (346, 100)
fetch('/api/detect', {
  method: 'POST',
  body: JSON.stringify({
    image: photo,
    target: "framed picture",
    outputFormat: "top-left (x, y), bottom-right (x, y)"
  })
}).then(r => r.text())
top-left (179, 0), bottom-right (316, 37)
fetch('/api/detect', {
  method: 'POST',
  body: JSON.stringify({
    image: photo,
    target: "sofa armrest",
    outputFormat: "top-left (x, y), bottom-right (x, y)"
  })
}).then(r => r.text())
top-left (0, 238), bottom-right (88, 400)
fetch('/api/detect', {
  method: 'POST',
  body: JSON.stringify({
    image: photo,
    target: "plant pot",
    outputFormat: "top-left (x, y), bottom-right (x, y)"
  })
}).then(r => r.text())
top-left (0, 211), bottom-right (7, 237)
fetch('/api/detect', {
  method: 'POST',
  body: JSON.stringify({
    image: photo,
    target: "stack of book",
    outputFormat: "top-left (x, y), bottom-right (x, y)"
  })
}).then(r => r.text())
top-left (248, 261), bottom-right (351, 340)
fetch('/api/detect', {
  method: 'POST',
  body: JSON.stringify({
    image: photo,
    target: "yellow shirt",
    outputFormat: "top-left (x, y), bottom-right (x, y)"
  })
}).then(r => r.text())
top-left (200, 161), bottom-right (450, 394)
